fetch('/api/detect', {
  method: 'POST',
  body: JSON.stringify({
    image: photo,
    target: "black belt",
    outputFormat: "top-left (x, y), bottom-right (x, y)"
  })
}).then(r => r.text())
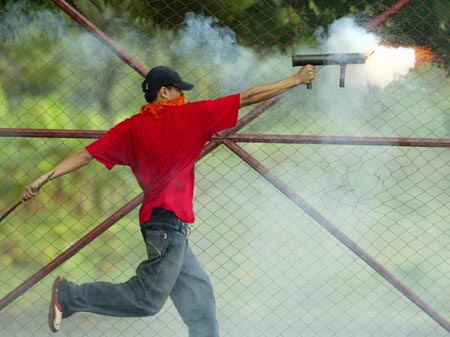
top-left (142, 208), bottom-right (189, 236)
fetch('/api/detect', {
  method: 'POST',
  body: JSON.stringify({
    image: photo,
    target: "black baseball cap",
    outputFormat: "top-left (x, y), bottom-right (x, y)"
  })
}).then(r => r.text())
top-left (141, 66), bottom-right (194, 92)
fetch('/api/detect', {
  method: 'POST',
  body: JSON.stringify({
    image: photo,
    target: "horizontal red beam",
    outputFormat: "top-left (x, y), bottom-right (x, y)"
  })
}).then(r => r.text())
top-left (0, 128), bottom-right (105, 139)
top-left (228, 134), bottom-right (450, 148)
top-left (2, 128), bottom-right (449, 148)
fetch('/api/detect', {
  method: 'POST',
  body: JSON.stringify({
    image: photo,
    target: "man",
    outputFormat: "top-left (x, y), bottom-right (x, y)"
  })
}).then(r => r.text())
top-left (22, 64), bottom-right (315, 335)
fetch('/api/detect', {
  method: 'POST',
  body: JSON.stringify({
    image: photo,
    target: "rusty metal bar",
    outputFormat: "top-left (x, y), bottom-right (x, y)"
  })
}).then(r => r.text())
top-left (2, 128), bottom-right (450, 149)
top-left (228, 134), bottom-right (450, 148)
top-left (223, 139), bottom-right (450, 334)
top-left (0, 194), bottom-right (143, 311)
top-left (365, 0), bottom-right (414, 32)
top-left (51, 0), bottom-right (147, 77)
top-left (0, 128), bottom-right (105, 139)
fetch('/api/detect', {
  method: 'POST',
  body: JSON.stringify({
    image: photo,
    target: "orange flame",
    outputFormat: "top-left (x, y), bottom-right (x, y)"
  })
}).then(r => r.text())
top-left (413, 46), bottom-right (435, 67)
top-left (365, 45), bottom-right (435, 68)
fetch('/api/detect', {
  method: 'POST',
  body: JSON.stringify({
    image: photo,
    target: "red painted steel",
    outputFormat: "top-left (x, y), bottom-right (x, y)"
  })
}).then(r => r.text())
top-left (0, 128), bottom-right (105, 139)
top-left (2, 128), bottom-right (450, 148)
top-left (51, 0), bottom-right (147, 77)
top-left (228, 134), bottom-right (450, 148)
top-left (365, 0), bottom-right (414, 31)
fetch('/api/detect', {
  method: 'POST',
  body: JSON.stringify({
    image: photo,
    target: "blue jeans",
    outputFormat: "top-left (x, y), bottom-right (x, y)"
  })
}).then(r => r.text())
top-left (59, 210), bottom-right (218, 337)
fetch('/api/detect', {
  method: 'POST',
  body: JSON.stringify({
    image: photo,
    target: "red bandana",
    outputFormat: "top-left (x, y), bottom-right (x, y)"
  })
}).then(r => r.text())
top-left (139, 94), bottom-right (185, 117)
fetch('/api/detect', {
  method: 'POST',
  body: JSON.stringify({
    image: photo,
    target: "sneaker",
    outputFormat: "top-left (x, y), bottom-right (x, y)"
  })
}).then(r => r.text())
top-left (48, 276), bottom-right (64, 333)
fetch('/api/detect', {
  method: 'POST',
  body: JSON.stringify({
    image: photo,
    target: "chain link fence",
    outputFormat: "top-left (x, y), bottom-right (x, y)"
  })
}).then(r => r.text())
top-left (1, 0), bottom-right (449, 336)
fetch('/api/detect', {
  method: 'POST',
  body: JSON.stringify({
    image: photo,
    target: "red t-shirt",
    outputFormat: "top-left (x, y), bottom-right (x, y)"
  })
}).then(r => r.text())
top-left (85, 94), bottom-right (240, 224)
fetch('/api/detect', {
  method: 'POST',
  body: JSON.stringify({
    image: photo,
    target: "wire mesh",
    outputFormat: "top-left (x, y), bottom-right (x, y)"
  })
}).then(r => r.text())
top-left (0, 0), bottom-right (449, 336)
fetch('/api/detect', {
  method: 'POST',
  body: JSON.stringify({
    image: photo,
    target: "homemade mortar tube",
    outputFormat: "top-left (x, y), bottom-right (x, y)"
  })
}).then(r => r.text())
top-left (292, 53), bottom-right (366, 89)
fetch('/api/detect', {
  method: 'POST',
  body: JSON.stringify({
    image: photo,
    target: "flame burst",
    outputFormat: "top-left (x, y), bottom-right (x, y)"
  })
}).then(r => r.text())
top-left (413, 46), bottom-right (435, 67)
top-left (362, 45), bottom-right (417, 88)
top-left (366, 45), bottom-right (435, 68)
top-left (366, 45), bottom-right (416, 66)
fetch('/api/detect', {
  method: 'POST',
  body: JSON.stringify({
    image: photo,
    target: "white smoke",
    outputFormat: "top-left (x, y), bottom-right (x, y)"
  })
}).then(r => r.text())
top-left (0, 1), bottom-right (115, 74)
top-left (0, 0), bottom-right (67, 42)
top-left (169, 13), bottom-right (263, 95)
top-left (174, 12), bottom-right (242, 66)
top-left (171, 14), bottom-right (417, 93)
top-left (319, 17), bottom-right (381, 52)
top-left (316, 17), bottom-right (416, 88)
top-left (363, 46), bottom-right (416, 88)
top-left (60, 32), bottom-right (116, 73)
top-left (0, 4), bottom-right (427, 113)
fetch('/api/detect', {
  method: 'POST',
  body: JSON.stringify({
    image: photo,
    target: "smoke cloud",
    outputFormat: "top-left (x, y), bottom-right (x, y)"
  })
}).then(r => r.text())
top-left (0, 3), bottom-right (418, 97)
top-left (0, 0), bottom-right (66, 42)
top-left (1, 1), bottom-right (120, 75)
top-left (169, 13), bottom-right (262, 95)
top-left (316, 17), bottom-right (416, 88)
top-left (170, 14), bottom-right (417, 93)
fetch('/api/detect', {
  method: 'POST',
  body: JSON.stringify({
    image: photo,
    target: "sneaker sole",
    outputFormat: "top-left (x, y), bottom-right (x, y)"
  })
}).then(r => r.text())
top-left (48, 276), bottom-right (63, 333)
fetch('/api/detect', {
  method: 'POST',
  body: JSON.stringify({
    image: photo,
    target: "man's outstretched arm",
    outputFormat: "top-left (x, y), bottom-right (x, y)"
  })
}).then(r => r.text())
top-left (239, 64), bottom-right (315, 108)
top-left (22, 148), bottom-right (93, 201)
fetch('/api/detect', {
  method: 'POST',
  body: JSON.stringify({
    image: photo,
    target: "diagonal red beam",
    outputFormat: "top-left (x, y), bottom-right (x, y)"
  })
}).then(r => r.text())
top-left (51, 0), bottom-right (147, 77)
top-left (0, 194), bottom-right (142, 311)
top-left (365, 0), bottom-right (413, 31)
top-left (223, 139), bottom-right (450, 334)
